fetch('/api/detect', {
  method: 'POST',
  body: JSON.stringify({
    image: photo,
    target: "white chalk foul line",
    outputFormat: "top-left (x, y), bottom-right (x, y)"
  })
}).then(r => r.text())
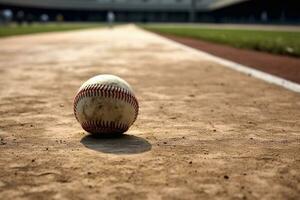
top-left (145, 29), bottom-right (300, 93)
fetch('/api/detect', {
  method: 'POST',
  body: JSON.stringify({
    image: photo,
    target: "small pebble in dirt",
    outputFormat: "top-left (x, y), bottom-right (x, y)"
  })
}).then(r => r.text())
top-left (163, 142), bottom-right (167, 144)
top-left (1, 138), bottom-right (6, 144)
top-left (189, 161), bottom-right (193, 164)
top-left (243, 173), bottom-right (247, 176)
top-left (30, 124), bottom-right (33, 127)
top-left (224, 175), bottom-right (229, 179)
top-left (213, 129), bottom-right (217, 132)
top-left (189, 94), bottom-right (195, 97)
top-left (87, 172), bottom-right (92, 175)
top-left (46, 147), bottom-right (49, 150)
top-left (182, 136), bottom-right (185, 139)
top-left (31, 159), bottom-right (35, 162)
top-left (250, 138), bottom-right (254, 140)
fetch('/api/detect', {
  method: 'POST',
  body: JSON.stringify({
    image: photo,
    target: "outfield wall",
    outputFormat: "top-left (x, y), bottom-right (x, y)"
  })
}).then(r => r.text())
top-left (0, 0), bottom-right (247, 11)
top-left (0, 0), bottom-right (299, 23)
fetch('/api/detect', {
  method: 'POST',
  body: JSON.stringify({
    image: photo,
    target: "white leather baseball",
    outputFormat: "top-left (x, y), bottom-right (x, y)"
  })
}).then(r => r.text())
top-left (73, 74), bottom-right (139, 135)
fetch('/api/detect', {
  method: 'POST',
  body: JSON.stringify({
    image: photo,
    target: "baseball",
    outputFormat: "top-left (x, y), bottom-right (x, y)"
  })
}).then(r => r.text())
top-left (73, 74), bottom-right (139, 135)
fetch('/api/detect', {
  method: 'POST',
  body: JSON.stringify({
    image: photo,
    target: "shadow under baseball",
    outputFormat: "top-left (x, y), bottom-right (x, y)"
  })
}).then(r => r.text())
top-left (80, 134), bottom-right (152, 154)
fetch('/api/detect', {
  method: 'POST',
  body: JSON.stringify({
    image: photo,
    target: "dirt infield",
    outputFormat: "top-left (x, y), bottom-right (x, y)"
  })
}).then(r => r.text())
top-left (0, 25), bottom-right (299, 200)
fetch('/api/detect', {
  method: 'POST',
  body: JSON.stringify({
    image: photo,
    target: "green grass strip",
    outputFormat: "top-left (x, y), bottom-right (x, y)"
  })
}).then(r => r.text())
top-left (143, 25), bottom-right (300, 57)
top-left (0, 23), bottom-right (104, 38)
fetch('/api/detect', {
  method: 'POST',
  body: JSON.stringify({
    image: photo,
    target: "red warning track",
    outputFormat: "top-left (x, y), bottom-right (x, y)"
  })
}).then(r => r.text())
top-left (160, 33), bottom-right (300, 84)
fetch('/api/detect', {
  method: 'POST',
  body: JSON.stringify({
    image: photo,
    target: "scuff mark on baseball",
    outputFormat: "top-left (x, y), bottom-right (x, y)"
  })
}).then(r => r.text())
top-left (73, 74), bottom-right (139, 135)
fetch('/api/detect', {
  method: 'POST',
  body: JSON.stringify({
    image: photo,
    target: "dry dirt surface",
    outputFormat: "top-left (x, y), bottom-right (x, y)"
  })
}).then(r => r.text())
top-left (0, 25), bottom-right (299, 200)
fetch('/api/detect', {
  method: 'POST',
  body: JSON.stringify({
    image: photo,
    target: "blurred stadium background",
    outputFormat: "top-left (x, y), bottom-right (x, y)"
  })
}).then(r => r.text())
top-left (0, 0), bottom-right (299, 24)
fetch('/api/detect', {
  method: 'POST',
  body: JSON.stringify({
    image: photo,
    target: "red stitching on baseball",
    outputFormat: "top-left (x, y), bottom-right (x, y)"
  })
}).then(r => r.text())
top-left (73, 83), bottom-right (139, 126)
top-left (81, 120), bottom-right (129, 134)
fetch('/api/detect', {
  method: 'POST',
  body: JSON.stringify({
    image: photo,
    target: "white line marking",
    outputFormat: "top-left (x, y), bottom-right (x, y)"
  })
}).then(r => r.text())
top-left (145, 29), bottom-right (300, 93)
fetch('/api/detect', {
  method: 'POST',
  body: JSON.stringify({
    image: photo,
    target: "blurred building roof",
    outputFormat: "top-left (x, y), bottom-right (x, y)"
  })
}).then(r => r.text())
top-left (0, 0), bottom-right (249, 11)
